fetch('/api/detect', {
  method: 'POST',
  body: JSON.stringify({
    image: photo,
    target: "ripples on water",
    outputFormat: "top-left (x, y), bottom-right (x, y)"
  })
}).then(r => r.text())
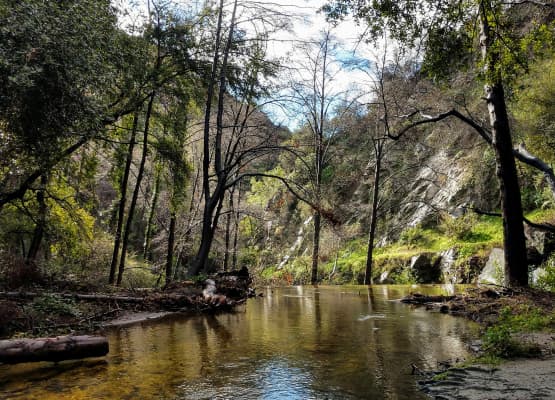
top-left (0, 285), bottom-right (478, 399)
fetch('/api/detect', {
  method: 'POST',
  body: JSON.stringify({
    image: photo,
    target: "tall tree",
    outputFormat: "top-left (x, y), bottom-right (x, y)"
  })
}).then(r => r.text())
top-left (0, 0), bottom-right (142, 210)
top-left (324, 0), bottom-right (555, 286)
top-left (284, 30), bottom-right (352, 284)
top-left (189, 0), bottom-right (285, 276)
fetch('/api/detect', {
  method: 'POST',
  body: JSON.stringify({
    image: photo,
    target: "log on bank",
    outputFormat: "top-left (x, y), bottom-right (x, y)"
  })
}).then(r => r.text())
top-left (0, 335), bottom-right (108, 364)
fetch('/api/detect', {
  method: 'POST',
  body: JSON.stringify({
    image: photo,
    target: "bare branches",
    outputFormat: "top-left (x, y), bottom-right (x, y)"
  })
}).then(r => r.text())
top-left (468, 207), bottom-right (555, 233)
top-left (501, 1), bottom-right (555, 7)
top-left (386, 107), bottom-right (555, 202)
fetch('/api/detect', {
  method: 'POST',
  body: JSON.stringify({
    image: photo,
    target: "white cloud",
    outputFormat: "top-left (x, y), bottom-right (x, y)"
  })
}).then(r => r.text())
top-left (114, 1), bottom-right (383, 128)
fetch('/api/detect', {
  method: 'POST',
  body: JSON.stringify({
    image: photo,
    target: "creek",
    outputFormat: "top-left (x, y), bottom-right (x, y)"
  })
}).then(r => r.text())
top-left (0, 285), bottom-right (478, 399)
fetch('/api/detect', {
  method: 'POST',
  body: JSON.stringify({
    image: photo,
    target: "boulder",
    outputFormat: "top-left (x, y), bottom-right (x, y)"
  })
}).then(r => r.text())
top-left (377, 270), bottom-right (393, 284)
top-left (478, 248), bottom-right (505, 285)
top-left (527, 246), bottom-right (544, 266)
top-left (465, 256), bottom-right (486, 283)
top-left (524, 226), bottom-right (555, 261)
top-left (410, 253), bottom-right (441, 283)
top-left (439, 248), bottom-right (458, 284)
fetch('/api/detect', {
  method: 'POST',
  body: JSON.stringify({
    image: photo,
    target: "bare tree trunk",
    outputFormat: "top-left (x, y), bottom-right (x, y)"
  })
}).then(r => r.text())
top-left (365, 139), bottom-right (383, 285)
top-left (192, 0), bottom-right (225, 277)
top-left (310, 31), bottom-right (330, 286)
top-left (311, 210), bottom-right (321, 284)
top-left (231, 181), bottom-right (242, 271)
top-left (109, 113), bottom-right (139, 284)
top-left (117, 93), bottom-right (155, 286)
top-left (143, 169), bottom-right (161, 261)
top-left (223, 188), bottom-right (234, 272)
top-left (480, 1), bottom-right (528, 287)
top-left (166, 213), bottom-right (176, 287)
top-left (192, 0), bottom-right (238, 276)
top-left (27, 174), bottom-right (48, 262)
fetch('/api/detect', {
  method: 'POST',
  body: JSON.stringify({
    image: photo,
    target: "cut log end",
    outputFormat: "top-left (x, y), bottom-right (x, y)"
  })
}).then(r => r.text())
top-left (0, 335), bottom-right (109, 364)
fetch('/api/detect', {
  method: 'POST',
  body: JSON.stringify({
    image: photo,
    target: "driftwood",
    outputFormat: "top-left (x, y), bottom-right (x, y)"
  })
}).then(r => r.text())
top-left (0, 335), bottom-right (108, 364)
top-left (0, 289), bottom-right (241, 312)
top-left (0, 291), bottom-right (146, 303)
top-left (401, 293), bottom-right (456, 304)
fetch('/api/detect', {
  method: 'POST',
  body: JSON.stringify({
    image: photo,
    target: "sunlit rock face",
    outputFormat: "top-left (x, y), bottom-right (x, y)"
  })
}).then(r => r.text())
top-left (479, 248), bottom-right (505, 285)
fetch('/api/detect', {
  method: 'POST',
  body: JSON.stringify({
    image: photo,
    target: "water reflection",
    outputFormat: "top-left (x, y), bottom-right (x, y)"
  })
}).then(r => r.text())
top-left (0, 285), bottom-right (478, 399)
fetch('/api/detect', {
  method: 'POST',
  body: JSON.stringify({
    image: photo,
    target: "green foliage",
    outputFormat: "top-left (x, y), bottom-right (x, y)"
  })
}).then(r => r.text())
top-left (121, 264), bottom-right (159, 289)
top-left (247, 166), bottom-right (287, 208)
top-left (513, 53), bottom-right (555, 165)
top-left (31, 294), bottom-right (81, 318)
top-left (0, 0), bottom-right (124, 166)
top-left (398, 225), bottom-right (427, 248)
top-left (534, 257), bottom-right (555, 292)
top-left (482, 306), bottom-right (553, 358)
top-left (421, 25), bottom-right (472, 81)
top-left (439, 213), bottom-right (477, 241)
top-left (388, 266), bottom-right (416, 285)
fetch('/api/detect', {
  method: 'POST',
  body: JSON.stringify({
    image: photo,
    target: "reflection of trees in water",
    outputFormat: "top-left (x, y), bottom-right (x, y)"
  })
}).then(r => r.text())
top-left (1, 287), bottom-right (476, 400)
top-left (204, 315), bottom-right (233, 346)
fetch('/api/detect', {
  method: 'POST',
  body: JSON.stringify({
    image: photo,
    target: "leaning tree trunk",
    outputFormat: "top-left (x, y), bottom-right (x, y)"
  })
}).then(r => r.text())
top-left (192, 0), bottom-right (238, 276)
top-left (192, 0), bottom-right (225, 277)
top-left (117, 93), bottom-right (155, 286)
top-left (143, 169), bottom-right (161, 261)
top-left (480, 1), bottom-right (528, 287)
top-left (109, 112), bottom-right (139, 284)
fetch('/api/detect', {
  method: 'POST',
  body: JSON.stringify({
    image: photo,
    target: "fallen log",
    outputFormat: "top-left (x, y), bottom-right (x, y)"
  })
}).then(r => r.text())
top-left (0, 335), bottom-right (109, 364)
top-left (0, 291), bottom-right (146, 303)
top-left (401, 293), bottom-right (456, 304)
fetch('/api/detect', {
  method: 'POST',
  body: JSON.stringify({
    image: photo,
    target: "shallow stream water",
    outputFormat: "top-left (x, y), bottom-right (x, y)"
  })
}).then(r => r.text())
top-left (0, 285), bottom-right (478, 399)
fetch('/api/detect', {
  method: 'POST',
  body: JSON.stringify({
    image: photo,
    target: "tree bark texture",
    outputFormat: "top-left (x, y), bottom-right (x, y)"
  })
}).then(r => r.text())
top-left (480, 1), bottom-right (528, 286)
top-left (232, 181), bottom-right (242, 271)
top-left (143, 169), bottom-right (161, 261)
top-left (165, 213), bottom-right (176, 287)
top-left (486, 83), bottom-right (528, 286)
top-left (109, 112), bottom-right (139, 284)
top-left (117, 93), bottom-right (155, 286)
top-left (0, 335), bottom-right (108, 364)
top-left (311, 210), bottom-right (321, 284)
top-left (26, 174), bottom-right (48, 262)
top-left (365, 140), bottom-right (383, 285)
top-left (191, 0), bottom-right (238, 276)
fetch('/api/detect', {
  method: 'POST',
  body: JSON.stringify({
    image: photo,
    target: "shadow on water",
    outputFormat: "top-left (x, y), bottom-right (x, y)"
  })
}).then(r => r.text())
top-left (0, 285), bottom-right (479, 400)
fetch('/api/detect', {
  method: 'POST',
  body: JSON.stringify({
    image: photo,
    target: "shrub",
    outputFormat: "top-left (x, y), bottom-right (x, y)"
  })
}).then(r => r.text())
top-left (439, 212), bottom-right (477, 241)
top-left (534, 261), bottom-right (555, 292)
top-left (31, 294), bottom-right (81, 318)
top-left (399, 225), bottom-right (427, 247)
top-left (482, 306), bottom-right (552, 357)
